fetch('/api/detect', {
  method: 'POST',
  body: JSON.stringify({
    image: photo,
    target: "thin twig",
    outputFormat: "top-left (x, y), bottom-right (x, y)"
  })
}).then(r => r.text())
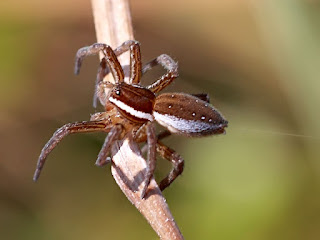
top-left (91, 0), bottom-right (184, 239)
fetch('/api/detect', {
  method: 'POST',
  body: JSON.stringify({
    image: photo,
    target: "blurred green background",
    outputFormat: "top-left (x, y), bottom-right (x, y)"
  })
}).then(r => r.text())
top-left (1, 0), bottom-right (320, 239)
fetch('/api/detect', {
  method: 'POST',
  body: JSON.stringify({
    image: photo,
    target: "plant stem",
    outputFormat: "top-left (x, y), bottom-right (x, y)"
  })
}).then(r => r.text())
top-left (91, 0), bottom-right (184, 239)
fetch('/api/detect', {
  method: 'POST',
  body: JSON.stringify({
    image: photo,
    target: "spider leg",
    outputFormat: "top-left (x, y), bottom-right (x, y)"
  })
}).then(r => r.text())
top-left (33, 120), bottom-right (111, 181)
top-left (140, 122), bottom-right (157, 199)
top-left (143, 54), bottom-right (178, 93)
top-left (95, 125), bottom-right (122, 167)
top-left (156, 141), bottom-right (184, 191)
top-left (157, 130), bottom-right (172, 141)
top-left (93, 58), bottom-right (109, 108)
top-left (128, 41), bottom-right (141, 84)
top-left (75, 43), bottom-right (124, 84)
top-left (75, 43), bottom-right (109, 75)
top-left (101, 40), bottom-right (142, 84)
top-left (101, 46), bottom-right (124, 84)
top-left (75, 40), bottom-right (141, 77)
top-left (90, 112), bottom-right (111, 121)
top-left (93, 59), bottom-right (119, 107)
top-left (138, 130), bottom-right (171, 155)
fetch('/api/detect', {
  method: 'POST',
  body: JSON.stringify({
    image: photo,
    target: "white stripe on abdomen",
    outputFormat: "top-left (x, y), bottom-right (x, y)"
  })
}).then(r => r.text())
top-left (153, 111), bottom-right (213, 133)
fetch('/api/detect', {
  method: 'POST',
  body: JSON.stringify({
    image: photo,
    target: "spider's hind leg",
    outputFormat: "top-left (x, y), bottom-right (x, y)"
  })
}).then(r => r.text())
top-left (136, 129), bottom-right (184, 193)
top-left (156, 141), bottom-right (185, 191)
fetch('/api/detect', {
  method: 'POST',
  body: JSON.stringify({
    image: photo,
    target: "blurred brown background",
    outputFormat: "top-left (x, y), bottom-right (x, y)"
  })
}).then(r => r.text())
top-left (1, 0), bottom-right (320, 239)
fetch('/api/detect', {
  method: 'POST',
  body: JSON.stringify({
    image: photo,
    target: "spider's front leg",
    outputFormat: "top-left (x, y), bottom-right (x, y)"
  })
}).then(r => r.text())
top-left (75, 43), bottom-right (125, 83)
top-left (74, 43), bottom-right (108, 75)
top-left (75, 40), bottom-right (141, 80)
top-left (95, 124), bottom-right (122, 167)
top-left (93, 58), bottom-right (114, 108)
top-left (33, 120), bottom-right (112, 181)
top-left (77, 43), bottom-right (125, 108)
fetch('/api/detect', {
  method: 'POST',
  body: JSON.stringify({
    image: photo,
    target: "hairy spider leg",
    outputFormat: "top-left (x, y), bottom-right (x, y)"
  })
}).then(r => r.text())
top-left (106, 40), bottom-right (143, 84)
top-left (127, 42), bottom-right (142, 84)
top-left (105, 40), bottom-right (142, 84)
top-left (93, 58), bottom-right (108, 107)
top-left (140, 122), bottom-right (157, 199)
top-left (136, 134), bottom-right (185, 192)
top-left (33, 121), bottom-right (112, 181)
top-left (102, 46), bottom-right (124, 84)
top-left (74, 43), bottom-right (107, 75)
top-left (156, 141), bottom-right (184, 191)
top-left (75, 40), bottom-right (141, 81)
top-left (75, 43), bottom-right (124, 83)
top-left (142, 54), bottom-right (179, 93)
top-left (95, 125), bottom-right (123, 167)
top-left (138, 130), bottom-right (171, 154)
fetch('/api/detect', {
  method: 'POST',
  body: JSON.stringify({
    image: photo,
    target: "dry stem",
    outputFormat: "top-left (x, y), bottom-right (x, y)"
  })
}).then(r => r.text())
top-left (91, 0), bottom-right (184, 239)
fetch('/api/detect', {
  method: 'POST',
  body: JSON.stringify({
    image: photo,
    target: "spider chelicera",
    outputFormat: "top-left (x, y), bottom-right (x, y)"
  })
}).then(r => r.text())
top-left (33, 40), bottom-right (228, 198)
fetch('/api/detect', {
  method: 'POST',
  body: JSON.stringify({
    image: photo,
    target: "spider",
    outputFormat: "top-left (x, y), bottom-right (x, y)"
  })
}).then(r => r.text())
top-left (33, 40), bottom-right (228, 198)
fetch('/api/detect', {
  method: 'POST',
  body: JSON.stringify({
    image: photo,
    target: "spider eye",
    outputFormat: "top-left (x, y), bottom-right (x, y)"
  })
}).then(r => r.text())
top-left (115, 90), bottom-right (121, 95)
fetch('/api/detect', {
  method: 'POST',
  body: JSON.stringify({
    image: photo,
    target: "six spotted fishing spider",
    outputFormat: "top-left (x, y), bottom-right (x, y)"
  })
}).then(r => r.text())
top-left (33, 40), bottom-right (228, 198)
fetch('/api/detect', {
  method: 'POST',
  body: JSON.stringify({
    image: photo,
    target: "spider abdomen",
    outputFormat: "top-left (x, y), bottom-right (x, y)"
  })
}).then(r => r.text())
top-left (153, 93), bottom-right (228, 136)
top-left (109, 82), bottom-right (156, 123)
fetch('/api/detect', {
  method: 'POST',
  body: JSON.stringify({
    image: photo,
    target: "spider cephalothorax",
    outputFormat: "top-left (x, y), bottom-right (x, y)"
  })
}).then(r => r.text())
top-left (33, 40), bottom-right (228, 198)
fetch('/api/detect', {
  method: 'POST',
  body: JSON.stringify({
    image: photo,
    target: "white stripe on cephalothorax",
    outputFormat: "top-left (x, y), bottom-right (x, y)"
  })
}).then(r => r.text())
top-left (153, 112), bottom-right (213, 134)
top-left (109, 96), bottom-right (154, 121)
